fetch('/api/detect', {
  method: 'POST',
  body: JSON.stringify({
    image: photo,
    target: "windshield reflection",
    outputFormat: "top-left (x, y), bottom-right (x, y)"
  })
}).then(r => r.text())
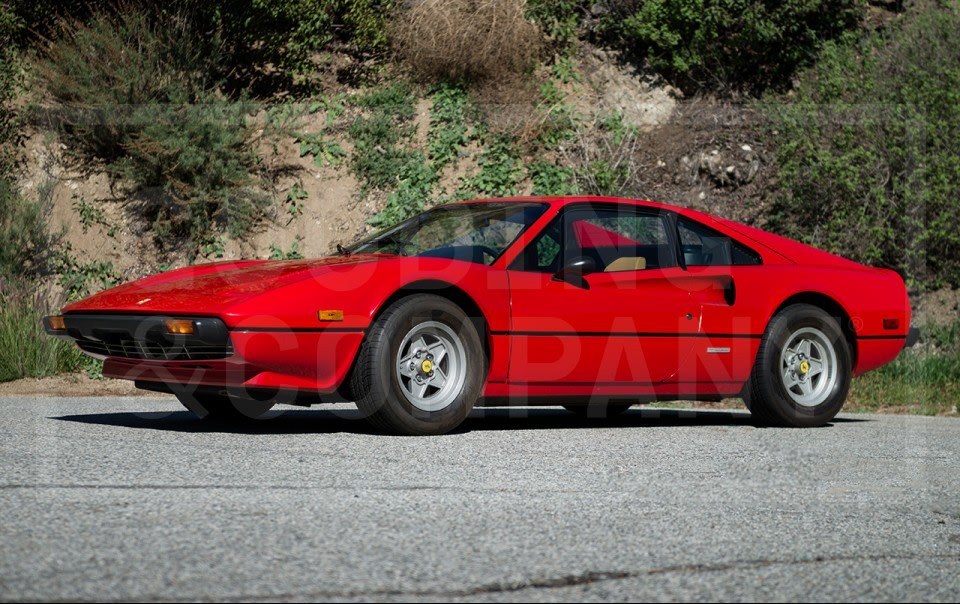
top-left (346, 202), bottom-right (548, 265)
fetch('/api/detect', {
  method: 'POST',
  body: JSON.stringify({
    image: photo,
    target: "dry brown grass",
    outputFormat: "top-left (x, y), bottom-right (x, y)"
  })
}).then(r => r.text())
top-left (390, 0), bottom-right (542, 84)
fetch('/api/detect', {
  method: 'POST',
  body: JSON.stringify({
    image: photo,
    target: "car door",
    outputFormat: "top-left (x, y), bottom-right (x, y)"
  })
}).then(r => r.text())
top-left (505, 203), bottom-right (701, 386)
top-left (666, 215), bottom-right (768, 386)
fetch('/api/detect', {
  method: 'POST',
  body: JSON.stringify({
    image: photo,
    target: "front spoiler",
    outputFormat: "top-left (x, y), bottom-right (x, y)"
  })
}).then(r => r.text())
top-left (905, 327), bottom-right (920, 348)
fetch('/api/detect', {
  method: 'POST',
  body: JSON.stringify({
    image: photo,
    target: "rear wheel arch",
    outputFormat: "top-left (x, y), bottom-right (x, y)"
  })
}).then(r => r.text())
top-left (769, 292), bottom-right (857, 368)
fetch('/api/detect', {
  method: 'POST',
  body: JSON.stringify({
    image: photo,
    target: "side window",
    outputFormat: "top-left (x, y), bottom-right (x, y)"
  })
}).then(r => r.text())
top-left (678, 218), bottom-right (761, 266)
top-left (510, 206), bottom-right (676, 273)
top-left (513, 221), bottom-right (562, 273)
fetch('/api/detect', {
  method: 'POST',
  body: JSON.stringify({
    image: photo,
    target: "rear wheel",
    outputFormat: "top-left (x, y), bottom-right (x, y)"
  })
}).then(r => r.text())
top-left (351, 294), bottom-right (485, 435)
top-left (176, 392), bottom-right (275, 420)
top-left (744, 304), bottom-right (851, 427)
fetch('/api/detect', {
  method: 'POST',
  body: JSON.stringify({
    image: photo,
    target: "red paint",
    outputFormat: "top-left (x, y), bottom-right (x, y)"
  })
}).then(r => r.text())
top-left (60, 196), bottom-right (911, 400)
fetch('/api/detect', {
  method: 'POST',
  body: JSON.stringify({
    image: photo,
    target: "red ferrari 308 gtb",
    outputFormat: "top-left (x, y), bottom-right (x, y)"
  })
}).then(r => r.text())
top-left (44, 197), bottom-right (915, 434)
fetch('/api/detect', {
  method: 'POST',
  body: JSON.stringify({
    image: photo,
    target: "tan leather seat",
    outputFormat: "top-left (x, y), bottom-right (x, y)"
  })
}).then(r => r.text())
top-left (604, 257), bottom-right (647, 272)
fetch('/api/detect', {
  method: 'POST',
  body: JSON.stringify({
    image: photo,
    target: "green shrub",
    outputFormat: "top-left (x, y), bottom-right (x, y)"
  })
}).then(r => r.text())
top-left (34, 10), bottom-right (222, 158)
top-left (349, 85), bottom-right (421, 192)
top-left (33, 10), bottom-right (266, 252)
top-left (528, 161), bottom-right (577, 196)
top-left (0, 180), bottom-right (58, 281)
top-left (604, 0), bottom-right (863, 92)
top-left (766, 1), bottom-right (960, 289)
top-left (0, 279), bottom-right (84, 383)
top-left (113, 94), bottom-right (268, 244)
top-left (372, 158), bottom-right (438, 227)
top-left (0, 1), bottom-right (22, 175)
top-left (428, 83), bottom-right (473, 168)
top-left (213, 0), bottom-right (396, 80)
top-left (526, 0), bottom-right (584, 55)
top-left (460, 136), bottom-right (524, 197)
top-left (11, 1), bottom-right (394, 91)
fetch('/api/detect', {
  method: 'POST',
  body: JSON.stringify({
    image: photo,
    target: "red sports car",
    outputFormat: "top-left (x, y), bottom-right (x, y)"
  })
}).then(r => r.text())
top-left (44, 197), bottom-right (914, 434)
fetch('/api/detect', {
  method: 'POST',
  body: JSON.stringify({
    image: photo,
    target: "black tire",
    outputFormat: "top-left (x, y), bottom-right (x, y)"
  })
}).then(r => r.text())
top-left (176, 392), bottom-right (276, 420)
top-left (350, 294), bottom-right (485, 435)
top-left (744, 303), bottom-right (851, 427)
top-left (563, 402), bottom-right (634, 418)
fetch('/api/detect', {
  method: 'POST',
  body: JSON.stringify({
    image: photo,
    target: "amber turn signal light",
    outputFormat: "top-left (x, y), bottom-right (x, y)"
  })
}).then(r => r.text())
top-left (318, 310), bottom-right (344, 321)
top-left (48, 315), bottom-right (66, 331)
top-left (164, 319), bottom-right (196, 335)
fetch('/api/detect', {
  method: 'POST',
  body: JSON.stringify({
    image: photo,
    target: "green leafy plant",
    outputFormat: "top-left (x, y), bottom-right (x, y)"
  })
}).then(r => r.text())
top-left (459, 136), bottom-right (523, 197)
top-left (603, 0), bottom-right (863, 92)
top-left (766, 2), bottom-right (960, 289)
top-left (201, 236), bottom-right (226, 259)
top-left (428, 83), bottom-right (472, 168)
top-left (72, 195), bottom-right (107, 234)
top-left (348, 81), bottom-right (438, 226)
top-left (297, 132), bottom-right (346, 166)
top-left (285, 182), bottom-right (308, 220)
top-left (370, 157), bottom-right (438, 227)
top-left (53, 243), bottom-right (122, 301)
top-left (528, 161), bottom-right (577, 196)
top-left (268, 236), bottom-right (305, 260)
top-left (526, 0), bottom-right (583, 56)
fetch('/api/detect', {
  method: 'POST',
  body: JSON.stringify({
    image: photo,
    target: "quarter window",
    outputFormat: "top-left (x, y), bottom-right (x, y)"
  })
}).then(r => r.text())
top-left (677, 217), bottom-right (761, 266)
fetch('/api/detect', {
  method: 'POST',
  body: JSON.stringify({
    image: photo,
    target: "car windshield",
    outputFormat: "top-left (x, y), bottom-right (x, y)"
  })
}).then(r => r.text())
top-left (346, 202), bottom-right (548, 265)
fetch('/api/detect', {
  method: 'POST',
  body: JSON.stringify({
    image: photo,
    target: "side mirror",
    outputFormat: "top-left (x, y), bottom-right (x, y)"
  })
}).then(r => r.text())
top-left (552, 257), bottom-right (596, 289)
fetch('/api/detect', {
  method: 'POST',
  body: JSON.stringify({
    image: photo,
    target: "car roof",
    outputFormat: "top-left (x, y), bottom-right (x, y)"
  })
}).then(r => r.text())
top-left (452, 196), bottom-right (679, 212)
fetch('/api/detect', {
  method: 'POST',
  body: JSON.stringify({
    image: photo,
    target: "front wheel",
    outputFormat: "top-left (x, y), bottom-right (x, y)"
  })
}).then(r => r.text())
top-left (744, 304), bottom-right (851, 427)
top-left (351, 294), bottom-right (485, 435)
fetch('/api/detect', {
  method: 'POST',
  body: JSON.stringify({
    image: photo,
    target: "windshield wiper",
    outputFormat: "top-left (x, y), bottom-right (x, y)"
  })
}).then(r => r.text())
top-left (336, 243), bottom-right (351, 256)
top-left (378, 235), bottom-right (413, 256)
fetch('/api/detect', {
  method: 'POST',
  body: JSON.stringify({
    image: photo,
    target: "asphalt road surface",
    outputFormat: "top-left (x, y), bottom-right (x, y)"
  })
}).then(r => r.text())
top-left (1, 395), bottom-right (958, 602)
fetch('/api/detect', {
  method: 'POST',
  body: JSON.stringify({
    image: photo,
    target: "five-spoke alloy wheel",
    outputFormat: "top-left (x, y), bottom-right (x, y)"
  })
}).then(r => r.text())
top-left (352, 294), bottom-right (485, 435)
top-left (396, 321), bottom-right (468, 412)
top-left (745, 303), bottom-right (851, 427)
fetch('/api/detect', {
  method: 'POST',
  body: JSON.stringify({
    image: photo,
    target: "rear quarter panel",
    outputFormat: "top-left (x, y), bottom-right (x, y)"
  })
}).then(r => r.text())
top-left (698, 264), bottom-right (909, 378)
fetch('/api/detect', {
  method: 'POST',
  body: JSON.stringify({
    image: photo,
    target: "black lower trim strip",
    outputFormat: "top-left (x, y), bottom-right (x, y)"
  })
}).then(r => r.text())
top-left (509, 380), bottom-right (745, 386)
top-left (858, 335), bottom-right (907, 341)
top-left (229, 326), bottom-right (365, 333)
top-left (490, 330), bottom-right (761, 339)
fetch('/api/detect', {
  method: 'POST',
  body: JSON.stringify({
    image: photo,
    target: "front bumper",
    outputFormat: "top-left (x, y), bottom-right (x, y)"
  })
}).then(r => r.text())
top-left (46, 314), bottom-right (365, 395)
top-left (43, 314), bottom-right (232, 360)
top-left (101, 328), bottom-right (364, 394)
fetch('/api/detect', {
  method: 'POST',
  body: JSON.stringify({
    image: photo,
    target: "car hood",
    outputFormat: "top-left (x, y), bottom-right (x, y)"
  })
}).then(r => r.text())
top-left (63, 254), bottom-right (392, 315)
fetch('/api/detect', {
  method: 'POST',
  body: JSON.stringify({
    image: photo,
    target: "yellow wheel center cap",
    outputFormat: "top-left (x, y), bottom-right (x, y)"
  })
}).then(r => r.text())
top-left (799, 360), bottom-right (810, 374)
top-left (420, 359), bottom-right (433, 373)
